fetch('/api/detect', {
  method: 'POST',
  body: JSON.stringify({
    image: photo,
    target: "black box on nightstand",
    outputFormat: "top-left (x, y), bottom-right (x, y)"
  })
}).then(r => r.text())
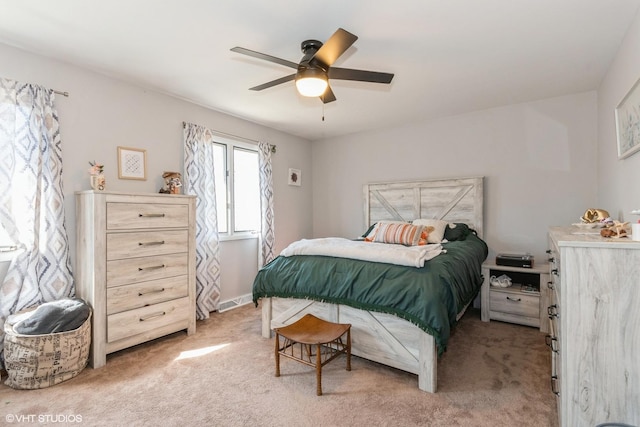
top-left (496, 253), bottom-right (534, 268)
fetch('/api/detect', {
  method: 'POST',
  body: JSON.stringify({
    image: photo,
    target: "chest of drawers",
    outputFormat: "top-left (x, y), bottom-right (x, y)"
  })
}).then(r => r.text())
top-left (548, 226), bottom-right (640, 426)
top-left (75, 191), bottom-right (196, 368)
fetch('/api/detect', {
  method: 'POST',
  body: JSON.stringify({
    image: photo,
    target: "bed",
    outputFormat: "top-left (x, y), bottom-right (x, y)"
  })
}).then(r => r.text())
top-left (253, 177), bottom-right (487, 393)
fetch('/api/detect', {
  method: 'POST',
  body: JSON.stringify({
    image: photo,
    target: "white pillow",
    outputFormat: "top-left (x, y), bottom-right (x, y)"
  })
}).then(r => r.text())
top-left (412, 219), bottom-right (448, 243)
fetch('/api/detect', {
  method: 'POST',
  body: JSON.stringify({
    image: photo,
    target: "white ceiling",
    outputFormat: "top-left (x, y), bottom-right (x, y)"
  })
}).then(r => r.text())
top-left (0, 0), bottom-right (639, 141)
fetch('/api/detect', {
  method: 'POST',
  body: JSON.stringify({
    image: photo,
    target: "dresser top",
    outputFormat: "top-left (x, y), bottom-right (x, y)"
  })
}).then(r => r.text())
top-left (75, 190), bottom-right (195, 199)
top-left (550, 225), bottom-right (640, 249)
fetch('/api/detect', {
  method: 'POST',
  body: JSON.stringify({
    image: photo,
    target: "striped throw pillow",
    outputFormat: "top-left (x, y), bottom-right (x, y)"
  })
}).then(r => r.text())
top-left (368, 222), bottom-right (433, 246)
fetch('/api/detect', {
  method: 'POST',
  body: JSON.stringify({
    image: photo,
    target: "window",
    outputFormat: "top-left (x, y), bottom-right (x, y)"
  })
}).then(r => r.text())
top-left (0, 102), bottom-right (29, 252)
top-left (211, 137), bottom-right (260, 238)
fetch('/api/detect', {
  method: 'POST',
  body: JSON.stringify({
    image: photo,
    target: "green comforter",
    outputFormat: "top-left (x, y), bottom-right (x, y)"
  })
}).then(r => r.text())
top-left (252, 232), bottom-right (488, 354)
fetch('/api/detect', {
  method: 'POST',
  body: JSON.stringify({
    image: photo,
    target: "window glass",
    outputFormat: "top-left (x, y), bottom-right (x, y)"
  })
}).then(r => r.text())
top-left (233, 148), bottom-right (260, 232)
top-left (211, 143), bottom-right (228, 233)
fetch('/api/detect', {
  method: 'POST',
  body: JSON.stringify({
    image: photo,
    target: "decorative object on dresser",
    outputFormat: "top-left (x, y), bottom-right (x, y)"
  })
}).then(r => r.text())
top-left (75, 191), bottom-right (196, 368)
top-left (547, 226), bottom-right (640, 427)
top-left (117, 146), bottom-right (147, 180)
top-left (480, 262), bottom-right (550, 333)
top-left (88, 161), bottom-right (105, 191)
top-left (599, 220), bottom-right (630, 238)
top-left (579, 208), bottom-right (611, 224)
top-left (159, 171), bottom-right (183, 194)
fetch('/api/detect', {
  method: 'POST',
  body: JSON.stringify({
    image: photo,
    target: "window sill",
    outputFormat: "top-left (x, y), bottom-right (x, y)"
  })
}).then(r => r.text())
top-left (0, 247), bottom-right (22, 262)
top-left (219, 232), bottom-right (259, 242)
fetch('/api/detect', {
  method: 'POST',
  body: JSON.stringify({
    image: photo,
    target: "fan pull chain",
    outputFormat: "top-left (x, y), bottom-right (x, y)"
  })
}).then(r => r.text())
top-left (322, 98), bottom-right (325, 121)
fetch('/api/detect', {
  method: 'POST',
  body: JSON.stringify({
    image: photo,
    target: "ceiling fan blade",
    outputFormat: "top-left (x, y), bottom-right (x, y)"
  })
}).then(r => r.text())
top-left (231, 47), bottom-right (299, 69)
top-left (329, 67), bottom-right (394, 84)
top-left (321, 86), bottom-right (337, 104)
top-left (313, 28), bottom-right (358, 67)
top-left (249, 74), bottom-right (296, 91)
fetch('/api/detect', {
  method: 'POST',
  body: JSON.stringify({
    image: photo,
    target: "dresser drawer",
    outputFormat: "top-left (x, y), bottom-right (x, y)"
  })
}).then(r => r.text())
top-left (490, 289), bottom-right (539, 318)
top-left (107, 276), bottom-right (188, 315)
top-left (107, 297), bottom-right (190, 343)
top-left (107, 230), bottom-right (189, 260)
top-left (106, 202), bottom-right (189, 230)
top-left (106, 253), bottom-right (188, 287)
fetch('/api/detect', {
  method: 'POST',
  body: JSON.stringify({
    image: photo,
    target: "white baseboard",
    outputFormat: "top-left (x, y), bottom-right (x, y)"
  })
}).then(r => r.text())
top-left (219, 293), bottom-right (253, 312)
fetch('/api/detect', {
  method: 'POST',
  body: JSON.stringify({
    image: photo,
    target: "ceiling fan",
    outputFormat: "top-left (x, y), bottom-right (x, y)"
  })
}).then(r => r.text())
top-left (231, 28), bottom-right (394, 103)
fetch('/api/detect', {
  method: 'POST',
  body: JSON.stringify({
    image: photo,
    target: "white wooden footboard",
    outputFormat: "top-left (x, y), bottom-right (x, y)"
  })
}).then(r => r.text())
top-left (261, 297), bottom-right (437, 393)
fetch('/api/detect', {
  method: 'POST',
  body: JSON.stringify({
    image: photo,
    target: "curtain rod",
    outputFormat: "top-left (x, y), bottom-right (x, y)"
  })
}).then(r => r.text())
top-left (182, 121), bottom-right (276, 153)
top-left (53, 89), bottom-right (69, 97)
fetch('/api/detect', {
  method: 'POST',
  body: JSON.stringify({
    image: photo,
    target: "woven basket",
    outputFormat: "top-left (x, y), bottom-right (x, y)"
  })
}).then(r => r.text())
top-left (3, 309), bottom-right (91, 390)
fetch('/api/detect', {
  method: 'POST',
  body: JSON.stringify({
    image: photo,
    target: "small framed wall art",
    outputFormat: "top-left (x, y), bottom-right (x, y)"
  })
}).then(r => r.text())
top-left (288, 168), bottom-right (301, 186)
top-left (117, 146), bottom-right (147, 180)
top-left (615, 76), bottom-right (640, 159)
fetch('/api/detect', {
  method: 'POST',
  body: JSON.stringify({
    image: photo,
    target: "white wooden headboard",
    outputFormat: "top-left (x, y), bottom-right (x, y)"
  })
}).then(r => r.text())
top-left (363, 176), bottom-right (484, 238)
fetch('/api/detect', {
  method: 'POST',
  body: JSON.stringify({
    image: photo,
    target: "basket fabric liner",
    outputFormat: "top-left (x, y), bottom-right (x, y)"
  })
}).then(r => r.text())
top-left (3, 304), bottom-right (91, 390)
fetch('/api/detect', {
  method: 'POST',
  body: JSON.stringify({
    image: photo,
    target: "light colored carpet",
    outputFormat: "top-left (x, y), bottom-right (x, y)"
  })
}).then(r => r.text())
top-left (0, 304), bottom-right (557, 427)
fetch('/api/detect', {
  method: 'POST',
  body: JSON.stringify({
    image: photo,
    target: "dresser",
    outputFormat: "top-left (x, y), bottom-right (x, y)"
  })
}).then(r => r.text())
top-left (75, 191), bottom-right (196, 368)
top-left (547, 226), bottom-right (640, 427)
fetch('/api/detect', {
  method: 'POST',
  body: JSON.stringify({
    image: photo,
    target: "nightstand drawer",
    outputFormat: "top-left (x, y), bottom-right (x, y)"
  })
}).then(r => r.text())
top-left (489, 289), bottom-right (539, 318)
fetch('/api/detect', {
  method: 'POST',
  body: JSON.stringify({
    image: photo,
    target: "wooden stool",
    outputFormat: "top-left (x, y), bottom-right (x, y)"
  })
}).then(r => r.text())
top-left (274, 314), bottom-right (351, 396)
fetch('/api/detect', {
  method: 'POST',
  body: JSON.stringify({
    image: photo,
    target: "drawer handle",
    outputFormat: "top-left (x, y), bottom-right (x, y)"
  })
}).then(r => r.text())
top-left (548, 257), bottom-right (555, 263)
top-left (506, 296), bottom-right (521, 302)
top-left (138, 287), bottom-right (166, 296)
top-left (139, 213), bottom-right (166, 218)
top-left (139, 311), bottom-right (166, 322)
top-left (138, 240), bottom-right (166, 246)
top-left (551, 268), bottom-right (558, 276)
top-left (547, 281), bottom-right (554, 290)
top-left (548, 304), bottom-right (558, 318)
top-left (550, 375), bottom-right (560, 396)
top-left (138, 264), bottom-right (166, 271)
top-left (544, 334), bottom-right (559, 353)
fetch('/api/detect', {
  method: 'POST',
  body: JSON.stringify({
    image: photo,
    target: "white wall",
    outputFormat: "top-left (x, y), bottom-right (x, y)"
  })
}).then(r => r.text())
top-left (597, 9), bottom-right (640, 221)
top-left (312, 92), bottom-right (598, 262)
top-left (0, 43), bottom-right (314, 302)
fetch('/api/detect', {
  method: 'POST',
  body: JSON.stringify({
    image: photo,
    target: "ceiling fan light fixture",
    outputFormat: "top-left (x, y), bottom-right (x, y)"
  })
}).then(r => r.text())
top-left (295, 69), bottom-right (328, 97)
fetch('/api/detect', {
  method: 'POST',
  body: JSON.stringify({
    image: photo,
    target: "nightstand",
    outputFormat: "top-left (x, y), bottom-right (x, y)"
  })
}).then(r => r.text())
top-left (480, 262), bottom-right (550, 333)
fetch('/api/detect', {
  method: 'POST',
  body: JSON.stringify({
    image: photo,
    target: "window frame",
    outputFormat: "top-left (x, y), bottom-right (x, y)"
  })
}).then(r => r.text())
top-left (211, 135), bottom-right (260, 242)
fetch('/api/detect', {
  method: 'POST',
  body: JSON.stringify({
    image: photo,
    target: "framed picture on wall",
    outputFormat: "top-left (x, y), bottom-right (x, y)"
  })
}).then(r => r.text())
top-left (615, 77), bottom-right (640, 159)
top-left (117, 146), bottom-right (147, 180)
top-left (288, 168), bottom-right (301, 186)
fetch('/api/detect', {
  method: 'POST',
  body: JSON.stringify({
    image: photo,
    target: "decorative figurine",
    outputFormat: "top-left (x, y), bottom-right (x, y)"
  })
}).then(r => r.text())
top-left (159, 171), bottom-right (182, 194)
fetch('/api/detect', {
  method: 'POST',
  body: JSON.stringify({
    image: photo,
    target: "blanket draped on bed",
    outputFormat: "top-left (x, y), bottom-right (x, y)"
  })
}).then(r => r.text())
top-left (253, 232), bottom-right (488, 355)
top-left (280, 237), bottom-right (443, 267)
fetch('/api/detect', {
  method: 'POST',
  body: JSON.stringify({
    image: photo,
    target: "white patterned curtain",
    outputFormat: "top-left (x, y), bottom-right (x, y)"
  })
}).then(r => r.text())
top-left (0, 78), bottom-right (74, 365)
top-left (258, 141), bottom-right (275, 266)
top-left (183, 122), bottom-right (221, 318)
